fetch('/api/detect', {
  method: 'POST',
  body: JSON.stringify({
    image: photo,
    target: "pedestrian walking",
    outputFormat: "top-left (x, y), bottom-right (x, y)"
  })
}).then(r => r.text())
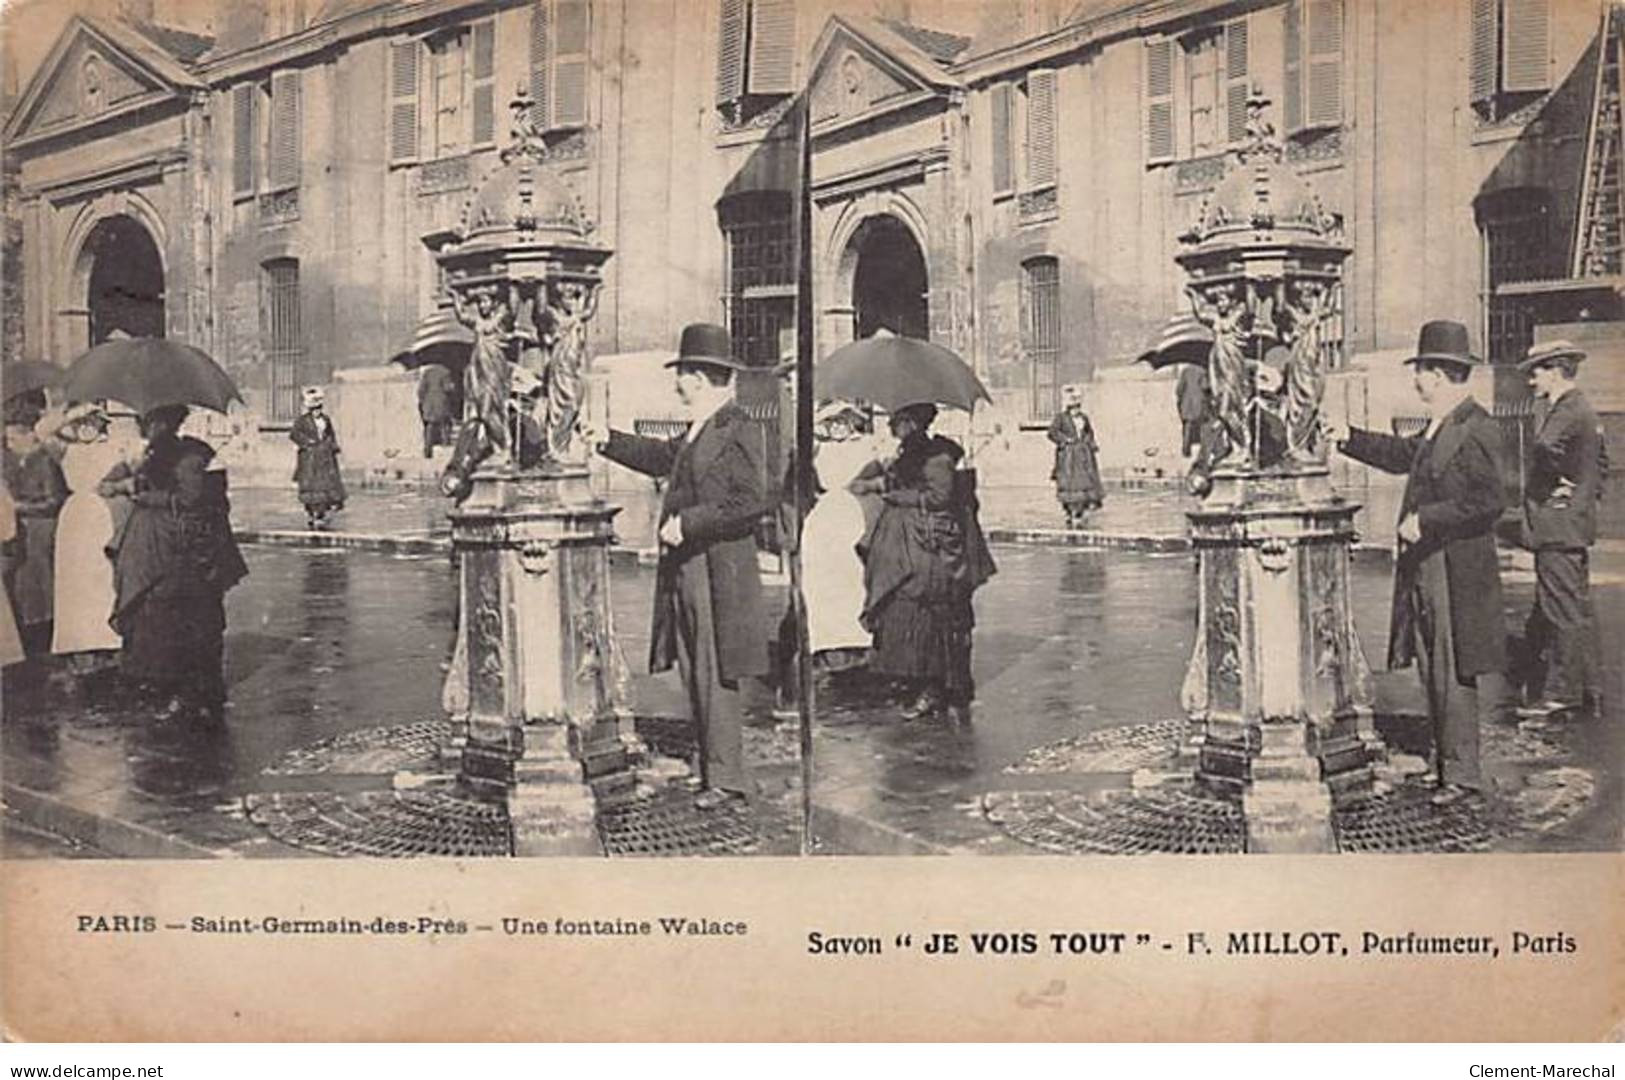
top-left (1515, 340), bottom-right (1609, 721)
top-left (105, 404), bottom-right (249, 721)
top-left (2, 389), bottom-right (67, 659)
top-left (50, 403), bottom-right (139, 685)
top-left (1329, 320), bottom-right (1508, 805)
top-left (290, 386), bottom-right (345, 530)
top-left (585, 323), bottom-right (771, 809)
top-left (418, 363), bottom-right (459, 457)
top-left (1047, 384), bottom-right (1103, 527)
top-left (852, 402), bottom-right (996, 724)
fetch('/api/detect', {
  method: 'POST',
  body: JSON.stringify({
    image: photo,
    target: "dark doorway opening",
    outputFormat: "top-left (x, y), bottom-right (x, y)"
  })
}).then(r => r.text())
top-left (86, 215), bottom-right (164, 343)
top-left (851, 216), bottom-right (928, 340)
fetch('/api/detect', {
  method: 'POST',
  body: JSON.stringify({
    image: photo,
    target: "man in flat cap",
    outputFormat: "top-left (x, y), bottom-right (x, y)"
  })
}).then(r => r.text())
top-left (585, 324), bottom-right (770, 809)
top-left (1517, 340), bottom-right (1608, 721)
top-left (1328, 320), bottom-right (1509, 804)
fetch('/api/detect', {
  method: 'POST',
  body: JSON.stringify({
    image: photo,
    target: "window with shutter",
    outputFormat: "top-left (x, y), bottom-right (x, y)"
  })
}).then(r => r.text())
top-left (748, 0), bottom-right (796, 96)
top-left (429, 34), bottom-right (465, 158)
top-left (551, 0), bottom-right (590, 128)
top-left (717, 0), bottom-right (747, 106)
top-left (472, 20), bottom-right (496, 145)
top-left (1145, 39), bottom-right (1175, 164)
top-left (1187, 33), bottom-right (1219, 153)
top-left (1025, 69), bottom-right (1057, 190)
top-left (389, 40), bottom-right (420, 164)
top-left (232, 83), bottom-right (257, 196)
top-left (1305, 0), bottom-right (1342, 127)
top-left (1224, 18), bottom-right (1249, 144)
top-left (991, 82), bottom-right (1014, 194)
top-left (1502, 0), bottom-right (1551, 93)
top-left (268, 70), bottom-right (301, 190)
top-left (1284, 0), bottom-right (1303, 131)
top-left (1469, 0), bottom-right (1498, 102)
top-left (530, 1), bottom-right (551, 130)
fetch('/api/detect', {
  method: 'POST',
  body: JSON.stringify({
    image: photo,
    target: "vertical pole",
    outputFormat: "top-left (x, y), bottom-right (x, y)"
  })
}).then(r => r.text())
top-left (792, 93), bottom-right (818, 854)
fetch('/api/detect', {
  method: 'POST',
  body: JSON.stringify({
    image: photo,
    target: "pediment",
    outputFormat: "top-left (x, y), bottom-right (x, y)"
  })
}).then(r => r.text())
top-left (5, 17), bottom-right (198, 148)
top-left (808, 20), bottom-right (954, 128)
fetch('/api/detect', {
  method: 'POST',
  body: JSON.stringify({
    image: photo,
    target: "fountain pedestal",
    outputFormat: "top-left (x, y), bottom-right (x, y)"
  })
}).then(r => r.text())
top-left (1181, 466), bottom-right (1384, 852)
top-left (445, 464), bottom-right (629, 856)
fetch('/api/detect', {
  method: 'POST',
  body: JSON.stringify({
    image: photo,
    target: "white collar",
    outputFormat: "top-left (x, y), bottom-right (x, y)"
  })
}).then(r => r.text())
top-left (685, 395), bottom-right (729, 442)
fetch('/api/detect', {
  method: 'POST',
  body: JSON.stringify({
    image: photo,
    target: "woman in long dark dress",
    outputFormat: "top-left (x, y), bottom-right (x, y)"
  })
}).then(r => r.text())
top-left (2, 390), bottom-right (67, 658)
top-left (853, 403), bottom-right (995, 723)
top-left (1046, 384), bottom-right (1103, 527)
top-left (105, 404), bottom-right (249, 720)
top-left (290, 386), bottom-right (345, 529)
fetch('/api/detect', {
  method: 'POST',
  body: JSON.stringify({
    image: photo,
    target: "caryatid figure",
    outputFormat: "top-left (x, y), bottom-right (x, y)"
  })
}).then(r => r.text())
top-left (1188, 282), bottom-right (1251, 466)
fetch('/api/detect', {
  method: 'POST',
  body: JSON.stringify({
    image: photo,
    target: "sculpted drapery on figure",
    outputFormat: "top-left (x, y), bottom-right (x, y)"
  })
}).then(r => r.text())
top-left (541, 279), bottom-right (599, 461)
top-left (453, 285), bottom-right (516, 454)
top-left (1282, 280), bottom-right (1336, 461)
top-left (1187, 282), bottom-right (1252, 466)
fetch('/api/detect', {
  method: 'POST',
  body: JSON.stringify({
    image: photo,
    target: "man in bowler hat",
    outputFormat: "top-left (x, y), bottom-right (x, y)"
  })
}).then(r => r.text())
top-left (1328, 320), bottom-right (1509, 804)
top-left (585, 324), bottom-right (770, 808)
top-left (1516, 340), bottom-right (1608, 720)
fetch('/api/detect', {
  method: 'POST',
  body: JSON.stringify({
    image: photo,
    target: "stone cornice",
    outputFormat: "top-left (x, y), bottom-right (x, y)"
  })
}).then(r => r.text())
top-left (200, 0), bottom-right (531, 83)
top-left (954, 0), bottom-right (1265, 85)
top-left (29, 148), bottom-right (188, 203)
top-left (811, 145), bottom-right (950, 202)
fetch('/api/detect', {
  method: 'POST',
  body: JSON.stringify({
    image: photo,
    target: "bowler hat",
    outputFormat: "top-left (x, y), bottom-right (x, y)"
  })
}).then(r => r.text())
top-left (1404, 320), bottom-right (1483, 368)
top-left (1517, 339), bottom-right (1586, 373)
top-left (663, 322), bottom-right (748, 372)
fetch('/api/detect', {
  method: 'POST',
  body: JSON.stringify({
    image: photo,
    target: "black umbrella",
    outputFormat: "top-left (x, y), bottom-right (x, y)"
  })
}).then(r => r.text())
top-left (390, 308), bottom-right (474, 371)
top-left (815, 331), bottom-right (990, 412)
top-left (1, 361), bottom-right (65, 402)
top-left (63, 337), bottom-right (241, 414)
top-left (1137, 313), bottom-right (1214, 370)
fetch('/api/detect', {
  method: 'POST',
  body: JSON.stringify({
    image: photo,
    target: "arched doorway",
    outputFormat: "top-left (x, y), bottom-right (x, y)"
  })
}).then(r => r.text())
top-left (83, 215), bottom-right (164, 343)
top-left (849, 215), bottom-right (928, 340)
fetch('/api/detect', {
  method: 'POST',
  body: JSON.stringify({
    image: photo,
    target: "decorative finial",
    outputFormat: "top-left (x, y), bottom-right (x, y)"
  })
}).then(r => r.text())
top-left (503, 83), bottom-right (550, 164)
top-left (1239, 82), bottom-right (1282, 163)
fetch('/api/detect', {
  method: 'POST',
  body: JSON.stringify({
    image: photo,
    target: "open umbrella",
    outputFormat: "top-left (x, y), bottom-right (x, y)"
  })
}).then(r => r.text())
top-left (63, 337), bottom-right (241, 414)
top-left (1137, 313), bottom-right (1214, 370)
top-left (390, 307), bottom-right (474, 371)
top-left (815, 331), bottom-right (990, 412)
top-left (1, 361), bottom-right (65, 402)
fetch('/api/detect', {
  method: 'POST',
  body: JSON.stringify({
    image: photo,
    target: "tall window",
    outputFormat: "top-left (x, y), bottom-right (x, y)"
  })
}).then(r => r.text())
top-left (1470, 0), bottom-right (1551, 122)
top-left (389, 19), bottom-right (497, 165)
top-left (1480, 190), bottom-right (1554, 363)
top-left (1145, 17), bottom-right (1248, 165)
top-left (262, 259), bottom-right (304, 422)
top-left (1021, 257), bottom-right (1060, 421)
top-left (232, 70), bottom-right (302, 196)
top-left (1283, 0), bottom-right (1344, 133)
top-left (716, 0), bottom-right (796, 125)
top-left (720, 193), bottom-right (794, 367)
top-left (531, 0), bottom-right (590, 132)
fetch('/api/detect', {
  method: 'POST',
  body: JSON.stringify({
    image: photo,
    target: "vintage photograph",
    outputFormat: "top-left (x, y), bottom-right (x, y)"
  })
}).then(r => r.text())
top-left (0, 0), bottom-right (1619, 865)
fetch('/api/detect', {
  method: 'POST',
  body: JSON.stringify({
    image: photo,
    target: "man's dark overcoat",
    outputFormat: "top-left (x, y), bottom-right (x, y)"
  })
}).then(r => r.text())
top-left (1341, 397), bottom-right (1508, 680)
top-left (1524, 388), bottom-right (1606, 550)
top-left (603, 402), bottom-right (769, 685)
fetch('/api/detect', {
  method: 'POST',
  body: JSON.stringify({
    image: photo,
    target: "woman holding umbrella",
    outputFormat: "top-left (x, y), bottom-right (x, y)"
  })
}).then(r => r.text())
top-left (103, 404), bottom-right (249, 719)
top-left (851, 402), bottom-right (995, 723)
top-left (63, 336), bottom-right (250, 721)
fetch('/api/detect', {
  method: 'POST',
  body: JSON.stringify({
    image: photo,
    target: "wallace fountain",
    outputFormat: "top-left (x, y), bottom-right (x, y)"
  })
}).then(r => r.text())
top-left (425, 88), bottom-right (628, 856)
top-left (1173, 88), bottom-right (1384, 852)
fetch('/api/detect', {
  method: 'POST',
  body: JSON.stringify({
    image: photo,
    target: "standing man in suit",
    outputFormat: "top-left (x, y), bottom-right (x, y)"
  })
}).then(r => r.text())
top-left (1517, 340), bottom-right (1608, 720)
top-left (1328, 320), bottom-right (1509, 805)
top-left (585, 323), bottom-right (770, 809)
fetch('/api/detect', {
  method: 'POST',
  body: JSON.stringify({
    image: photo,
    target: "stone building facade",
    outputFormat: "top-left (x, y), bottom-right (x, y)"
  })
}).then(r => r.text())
top-left (3, 0), bottom-right (1617, 487)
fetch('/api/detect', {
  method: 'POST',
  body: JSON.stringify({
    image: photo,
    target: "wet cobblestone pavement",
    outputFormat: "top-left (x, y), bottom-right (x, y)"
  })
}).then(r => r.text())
top-left (2, 536), bottom-right (1619, 858)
